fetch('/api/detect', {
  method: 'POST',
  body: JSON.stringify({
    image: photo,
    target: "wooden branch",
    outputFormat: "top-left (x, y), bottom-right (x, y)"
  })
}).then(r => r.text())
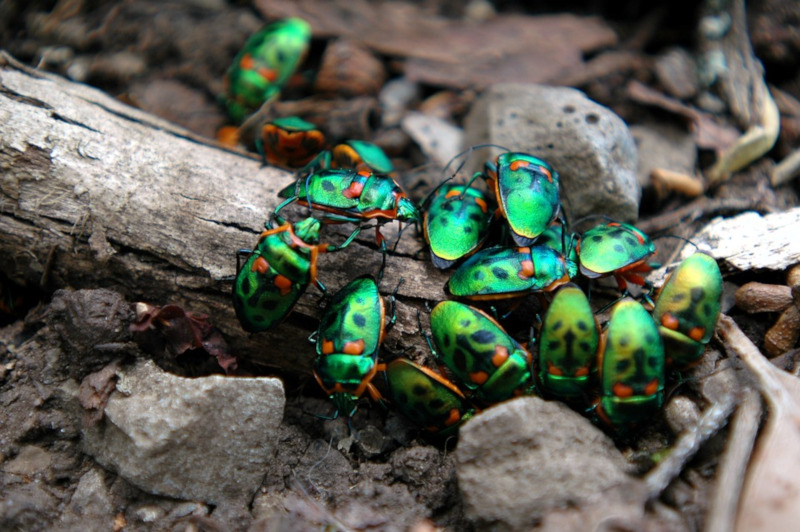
top-left (0, 52), bottom-right (447, 374)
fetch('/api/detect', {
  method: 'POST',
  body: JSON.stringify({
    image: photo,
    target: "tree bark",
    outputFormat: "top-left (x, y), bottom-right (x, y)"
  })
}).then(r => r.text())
top-left (0, 52), bottom-right (447, 374)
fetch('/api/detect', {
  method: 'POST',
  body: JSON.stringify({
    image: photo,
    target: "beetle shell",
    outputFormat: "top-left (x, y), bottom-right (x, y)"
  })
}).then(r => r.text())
top-left (597, 299), bottom-right (665, 427)
top-left (487, 152), bottom-right (560, 247)
top-left (277, 169), bottom-right (420, 223)
top-left (423, 184), bottom-right (492, 269)
top-left (260, 116), bottom-right (326, 168)
top-left (538, 284), bottom-right (600, 400)
top-left (651, 253), bottom-right (722, 369)
top-left (578, 222), bottom-right (656, 289)
top-left (223, 18), bottom-right (312, 123)
top-left (313, 354), bottom-right (378, 419)
top-left (316, 276), bottom-right (385, 359)
top-left (332, 140), bottom-right (395, 175)
top-left (232, 218), bottom-right (322, 333)
top-left (430, 301), bottom-right (534, 404)
top-left (385, 358), bottom-right (475, 436)
top-left (447, 245), bottom-right (577, 300)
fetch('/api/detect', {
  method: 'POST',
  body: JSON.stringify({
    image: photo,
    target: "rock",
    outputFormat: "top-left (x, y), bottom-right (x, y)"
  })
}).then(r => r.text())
top-left (630, 122), bottom-right (697, 189)
top-left (60, 469), bottom-right (116, 530)
top-left (456, 396), bottom-right (641, 531)
top-left (81, 359), bottom-right (284, 504)
top-left (654, 48), bottom-right (699, 100)
top-left (463, 83), bottom-right (640, 223)
top-left (402, 112), bottom-right (464, 168)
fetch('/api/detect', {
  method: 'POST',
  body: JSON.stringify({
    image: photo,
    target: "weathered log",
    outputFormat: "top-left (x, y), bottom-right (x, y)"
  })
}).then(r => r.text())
top-left (0, 52), bottom-right (448, 374)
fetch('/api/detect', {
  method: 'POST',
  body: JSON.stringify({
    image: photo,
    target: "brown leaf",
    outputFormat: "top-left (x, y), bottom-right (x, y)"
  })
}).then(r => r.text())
top-left (79, 361), bottom-right (121, 425)
top-left (717, 315), bottom-right (800, 531)
top-left (256, 1), bottom-right (617, 89)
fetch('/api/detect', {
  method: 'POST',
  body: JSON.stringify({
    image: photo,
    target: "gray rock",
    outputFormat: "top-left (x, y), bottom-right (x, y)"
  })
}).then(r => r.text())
top-left (654, 48), bottom-right (699, 100)
top-left (456, 396), bottom-right (640, 531)
top-left (81, 360), bottom-right (284, 504)
top-left (463, 83), bottom-right (640, 223)
top-left (631, 122), bottom-right (697, 189)
top-left (60, 469), bottom-right (116, 531)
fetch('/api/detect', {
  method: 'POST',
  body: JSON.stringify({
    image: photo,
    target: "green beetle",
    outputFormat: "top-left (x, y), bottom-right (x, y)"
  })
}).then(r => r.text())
top-left (257, 116), bottom-right (326, 169)
top-left (232, 216), bottom-right (359, 333)
top-left (651, 253), bottom-right (722, 369)
top-left (384, 358), bottom-right (476, 437)
top-left (538, 284), bottom-right (600, 400)
top-left (222, 18), bottom-right (312, 123)
top-left (578, 222), bottom-right (657, 293)
top-left (276, 168), bottom-right (420, 249)
top-left (537, 223), bottom-right (579, 266)
top-left (428, 301), bottom-right (535, 404)
top-left (479, 152), bottom-right (561, 247)
top-left (304, 139), bottom-right (395, 175)
top-left (596, 299), bottom-right (665, 428)
top-left (423, 183), bottom-right (492, 269)
top-left (313, 275), bottom-right (395, 419)
top-left (446, 245), bottom-right (577, 301)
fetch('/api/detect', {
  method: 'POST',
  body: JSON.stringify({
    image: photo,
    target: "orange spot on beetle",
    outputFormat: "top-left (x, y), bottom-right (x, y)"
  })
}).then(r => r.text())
top-left (688, 326), bottom-right (706, 341)
top-left (445, 189), bottom-right (461, 199)
top-left (538, 166), bottom-right (553, 183)
top-left (470, 371), bottom-right (489, 385)
top-left (547, 361), bottom-right (563, 376)
top-left (343, 339), bottom-right (366, 355)
top-left (257, 67), bottom-right (278, 82)
top-left (322, 340), bottom-right (335, 355)
top-left (474, 197), bottom-right (488, 213)
top-left (509, 160), bottom-right (529, 171)
top-left (661, 313), bottom-right (680, 331)
top-left (518, 259), bottom-right (534, 280)
top-left (574, 366), bottom-right (590, 377)
top-left (252, 256), bottom-right (269, 274)
top-left (274, 274), bottom-right (292, 296)
top-left (240, 53), bottom-right (254, 70)
top-left (444, 408), bottom-right (462, 426)
top-left (644, 378), bottom-right (660, 396)
top-left (491, 346), bottom-right (509, 367)
top-left (343, 181), bottom-right (364, 199)
top-left (612, 382), bottom-right (634, 398)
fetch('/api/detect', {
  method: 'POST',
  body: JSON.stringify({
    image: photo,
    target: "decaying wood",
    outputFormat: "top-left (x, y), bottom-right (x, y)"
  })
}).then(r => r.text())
top-left (0, 52), bottom-right (447, 375)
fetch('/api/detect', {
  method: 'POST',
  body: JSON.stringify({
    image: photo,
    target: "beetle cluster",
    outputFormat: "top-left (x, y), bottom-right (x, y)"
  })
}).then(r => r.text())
top-left (225, 19), bottom-right (724, 437)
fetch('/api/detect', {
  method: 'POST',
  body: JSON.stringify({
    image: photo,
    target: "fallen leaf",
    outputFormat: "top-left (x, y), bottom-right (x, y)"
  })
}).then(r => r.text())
top-left (717, 314), bottom-right (800, 532)
top-left (256, 0), bottom-right (617, 89)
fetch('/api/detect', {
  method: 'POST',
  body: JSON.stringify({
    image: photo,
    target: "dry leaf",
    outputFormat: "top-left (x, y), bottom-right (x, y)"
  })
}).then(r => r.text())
top-left (717, 315), bottom-right (800, 531)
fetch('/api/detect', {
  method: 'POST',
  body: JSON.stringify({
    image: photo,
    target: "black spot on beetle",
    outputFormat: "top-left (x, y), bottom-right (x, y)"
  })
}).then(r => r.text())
top-left (492, 267), bottom-right (509, 280)
top-left (322, 180), bottom-right (335, 191)
top-left (353, 313), bottom-right (366, 327)
top-left (471, 329), bottom-right (496, 344)
top-left (413, 385), bottom-right (427, 396)
top-left (429, 398), bottom-right (445, 409)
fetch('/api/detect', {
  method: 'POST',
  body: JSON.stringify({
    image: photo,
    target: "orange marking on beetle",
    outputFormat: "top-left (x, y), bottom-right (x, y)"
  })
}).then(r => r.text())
top-left (252, 256), bottom-right (269, 274)
top-left (343, 339), bottom-right (366, 355)
top-left (547, 361), bottom-right (563, 376)
top-left (274, 274), bottom-right (292, 296)
top-left (612, 382), bottom-right (634, 398)
top-left (688, 326), bottom-right (706, 342)
top-left (518, 258), bottom-right (534, 280)
top-left (509, 160), bottom-right (529, 171)
top-left (257, 67), bottom-right (278, 82)
top-left (444, 408), bottom-right (462, 427)
top-left (321, 340), bottom-right (335, 355)
top-left (469, 371), bottom-right (489, 385)
top-left (538, 166), bottom-right (553, 183)
top-left (240, 53), bottom-right (255, 70)
top-left (342, 181), bottom-right (364, 199)
top-left (644, 378), bottom-right (660, 396)
top-left (661, 313), bottom-right (680, 331)
top-left (474, 197), bottom-right (488, 213)
top-left (491, 345), bottom-right (509, 367)
top-left (445, 189), bottom-right (461, 199)
top-left (357, 169), bottom-right (372, 177)
top-left (574, 366), bottom-right (590, 377)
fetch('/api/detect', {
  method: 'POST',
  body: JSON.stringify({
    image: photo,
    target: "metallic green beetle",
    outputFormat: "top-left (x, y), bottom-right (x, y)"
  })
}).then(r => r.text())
top-left (446, 245), bottom-right (577, 301)
top-left (537, 223), bottom-right (579, 266)
top-left (258, 116), bottom-right (326, 169)
top-left (538, 284), bottom-right (600, 400)
top-left (481, 152), bottom-right (561, 247)
top-left (578, 222), bottom-right (657, 292)
top-left (384, 358), bottom-right (476, 437)
top-left (651, 253), bottom-right (722, 369)
top-left (305, 139), bottom-right (396, 175)
top-left (233, 216), bottom-right (360, 333)
top-left (423, 184), bottom-right (492, 269)
top-left (313, 275), bottom-right (395, 419)
top-left (597, 299), bottom-right (665, 428)
top-left (429, 301), bottom-right (535, 404)
top-left (223, 18), bottom-right (312, 123)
